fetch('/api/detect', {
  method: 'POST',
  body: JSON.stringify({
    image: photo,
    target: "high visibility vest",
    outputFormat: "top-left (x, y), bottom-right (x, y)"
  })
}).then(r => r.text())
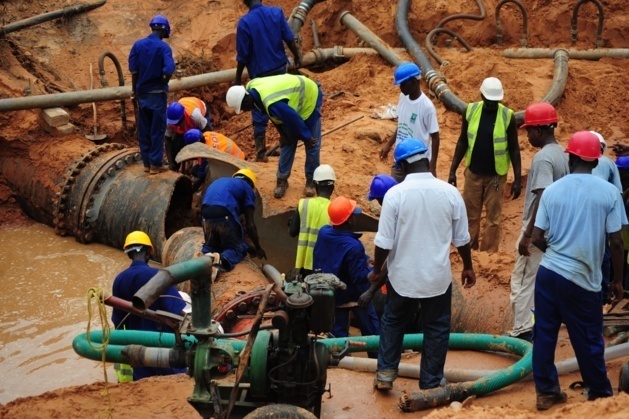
top-left (247, 74), bottom-right (318, 125)
top-left (295, 197), bottom-right (330, 270)
top-left (464, 101), bottom-right (514, 176)
top-left (171, 97), bottom-right (207, 135)
top-left (114, 362), bottom-right (134, 383)
top-left (202, 132), bottom-right (245, 160)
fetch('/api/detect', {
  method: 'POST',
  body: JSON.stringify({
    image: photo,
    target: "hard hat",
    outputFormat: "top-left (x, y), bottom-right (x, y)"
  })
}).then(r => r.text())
top-left (480, 77), bottom-right (504, 101)
top-left (123, 231), bottom-right (153, 253)
top-left (590, 131), bottom-right (606, 152)
top-left (183, 128), bottom-right (203, 145)
top-left (233, 168), bottom-right (257, 188)
top-left (393, 138), bottom-right (428, 168)
top-left (167, 102), bottom-right (185, 125)
top-left (521, 102), bottom-right (558, 127)
top-left (149, 14), bottom-right (171, 36)
top-left (617, 156), bottom-right (629, 169)
top-left (226, 86), bottom-right (247, 114)
top-left (393, 62), bottom-right (421, 85)
top-left (313, 164), bottom-right (336, 183)
top-left (565, 131), bottom-right (602, 161)
top-left (367, 174), bottom-right (398, 201)
top-left (328, 196), bottom-right (362, 226)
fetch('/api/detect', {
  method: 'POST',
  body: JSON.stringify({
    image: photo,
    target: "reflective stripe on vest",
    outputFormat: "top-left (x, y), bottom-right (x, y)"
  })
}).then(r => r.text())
top-left (247, 74), bottom-right (318, 125)
top-left (202, 132), bottom-right (245, 160)
top-left (171, 97), bottom-right (207, 134)
top-left (114, 362), bottom-right (134, 383)
top-left (295, 197), bottom-right (330, 270)
top-left (464, 101), bottom-right (513, 176)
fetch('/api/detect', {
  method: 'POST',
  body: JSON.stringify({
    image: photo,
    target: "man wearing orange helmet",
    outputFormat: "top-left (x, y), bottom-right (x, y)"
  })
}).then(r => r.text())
top-left (508, 103), bottom-right (569, 342)
top-left (531, 131), bottom-right (624, 409)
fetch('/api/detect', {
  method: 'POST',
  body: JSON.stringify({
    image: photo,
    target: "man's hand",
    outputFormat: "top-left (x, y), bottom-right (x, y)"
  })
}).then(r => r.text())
top-left (368, 270), bottom-right (384, 285)
top-left (448, 172), bottom-right (457, 187)
top-left (518, 235), bottom-right (532, 257)
top-left (379, 144), bottom-right (392, 161)
top-left (293, 52), bottom-right (303, 69)
top-left (256, 247), bottom-right (267, 260)
top-left (305, 137), bottom-right (318, 149)
top-left (610, 281), bottom-right (624, 305)
top-left (510, 180), bottom-right (522, 200)
top-left (612, 143), bottom-right (629, 157)
top-left (358, 289), bottom-right (375, 309)
top-left (461, 269), bottom-right (476, 288)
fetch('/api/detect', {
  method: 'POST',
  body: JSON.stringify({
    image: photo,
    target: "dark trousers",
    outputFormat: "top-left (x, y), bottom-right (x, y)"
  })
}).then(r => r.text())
top-left (333, 304), bottom-right (380, 358)
top-left (137, 92), bottom-right (167, 167)
top-left (533, 266), bottom-right (613, 398)
top-left (201, 213), bottom-right (248, 271)
top-left (378, 283), bottom-right (452, 389)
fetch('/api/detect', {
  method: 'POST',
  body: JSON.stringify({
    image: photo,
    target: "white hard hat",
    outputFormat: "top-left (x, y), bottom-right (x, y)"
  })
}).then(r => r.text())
top-left (313, 164), bottom-right (336, 183)
top-left (480, 77), bottom-right (504, 101)
top-left (226, 86), bottom-right (247, 114)
top-left (590, 130), bottom-right (606, 151)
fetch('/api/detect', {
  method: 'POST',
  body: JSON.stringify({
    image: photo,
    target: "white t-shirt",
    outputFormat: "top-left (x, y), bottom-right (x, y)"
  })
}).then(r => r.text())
top-left (374, 172), bottom-right (470, 298)
top-left (395, 93), bottom-right (439, 161)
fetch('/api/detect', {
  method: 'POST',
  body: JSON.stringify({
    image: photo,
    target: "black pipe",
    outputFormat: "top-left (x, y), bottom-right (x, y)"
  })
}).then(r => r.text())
top-left (434, 0), bottom-right (486, 31)
top-left (495, 0), bottom-right (529, 47)
top-left (0, 0), bottom-right (107, 36)
top-left (98, 51), bottom-right (127, 130)
top-left (425, 28), bottom-right (473, 67)
top-left (571, 0), bottom-right (605, 48)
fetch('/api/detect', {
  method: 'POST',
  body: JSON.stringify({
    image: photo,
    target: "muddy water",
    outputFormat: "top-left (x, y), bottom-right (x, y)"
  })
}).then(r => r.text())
top-left (0, 223), bottom-right (130, 404)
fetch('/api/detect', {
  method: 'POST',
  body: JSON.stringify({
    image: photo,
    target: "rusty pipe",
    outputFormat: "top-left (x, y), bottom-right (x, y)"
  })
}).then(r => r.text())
top-left (495, 0), bottom-right (529, 47)
top-left (502, 47), bottom-right (628, 59)
top-left (287, 0), bottom-right (323, 38)
top-left (0, 0), bottom-right (107, 36)
top-left (425, 28), bottom-right (473, 67)
top-left (311, 19), bottom-right (321, 49)
top-left (571, 0), bottom-right (605, 48)
top-left (434, 0), bottom-right (486, 30)
top-left (98, 51), bottom-right (127, 130)
top-left (121, 344), bottom-right (187, 369)
top-left (339, 11), bottom-right (403, 66)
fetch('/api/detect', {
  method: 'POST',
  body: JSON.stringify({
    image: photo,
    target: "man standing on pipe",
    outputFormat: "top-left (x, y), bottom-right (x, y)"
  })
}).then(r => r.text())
top-left (380, 63), bottom-right (440, 181)
top-left (448, 77), bottom-right (522, 253)
top-left (531, 131), bottom-right (624, 409)
top-left (112, 231), bottom-right (186, 381)
top-left (369, 138), bottom-right (475, 391)
top-left (234, 0), bottom-right (302, 163)
top-left (509, 103), bottom-right (568, 343)
top-left (225, 74), bottom-right (322, 199)
top-left (165, 97), bottom-right (213, 171)
top-left (129, 15), bottom-right (175, 175)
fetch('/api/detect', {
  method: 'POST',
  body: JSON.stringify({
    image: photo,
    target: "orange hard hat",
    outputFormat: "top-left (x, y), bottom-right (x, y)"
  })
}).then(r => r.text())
top-left (328, 196), bottom-right (362, 226)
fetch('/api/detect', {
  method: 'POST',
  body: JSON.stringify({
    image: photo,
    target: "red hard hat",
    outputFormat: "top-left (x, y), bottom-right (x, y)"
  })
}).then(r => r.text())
top-left (328, 196), bottom-right (361, 226)
top-left (521, 102), bottom-right (558, 127)
top-left (565, 131), bottom-right (602, 161)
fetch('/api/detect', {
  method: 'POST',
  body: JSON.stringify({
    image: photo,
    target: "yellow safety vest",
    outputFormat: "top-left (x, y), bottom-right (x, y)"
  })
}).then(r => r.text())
top-left (247, 74), bottom-right (318, 125)
top-left (202, 132), bottom-right (245, 160)
top-left (295, 197), bottom-right (330, 270)
top-left (464, 101), bottom-right (514, 176)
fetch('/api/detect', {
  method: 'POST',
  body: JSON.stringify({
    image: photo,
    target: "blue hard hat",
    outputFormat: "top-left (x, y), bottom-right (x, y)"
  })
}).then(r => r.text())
top-left (167, 102), bottom-right (185, 125)
top-left (394, 62), bottom-right (421, 85)
top-left (149, 14), bottom-right (171, 36)
top-left (368, 174), bottom-right (398, 201)
top-left (617, 156), bottom-right (629, 169)
top-left (393, 138), bottom-right (428, 167)
top-left (184, 128), bottom-right (203, 145)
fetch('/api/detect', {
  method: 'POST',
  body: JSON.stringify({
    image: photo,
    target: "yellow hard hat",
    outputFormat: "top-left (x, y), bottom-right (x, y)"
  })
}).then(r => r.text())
top-left (123, 231), bottom-right (153, 252)
top-left (233, 168), bottom-right (257, 188)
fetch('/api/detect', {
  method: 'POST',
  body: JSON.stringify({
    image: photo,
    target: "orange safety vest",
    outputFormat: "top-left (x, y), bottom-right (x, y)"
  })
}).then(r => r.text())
top-left (170, 97), bottom-right (207, 135)
top-left (201, 132), bottom-right (245, 160)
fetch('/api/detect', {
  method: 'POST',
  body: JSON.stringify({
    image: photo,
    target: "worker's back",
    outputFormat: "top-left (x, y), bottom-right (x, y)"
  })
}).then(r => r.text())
top-left (295, 196), bottom-right (330, 270)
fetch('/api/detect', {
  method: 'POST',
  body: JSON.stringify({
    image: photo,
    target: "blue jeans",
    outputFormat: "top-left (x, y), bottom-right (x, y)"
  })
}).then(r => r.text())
top-left (201, 214), bottom-right (249, 271)
top-left (378, 283), bottom-right (451, 389)
top-left (276, 92), bottom-right (323, 180)
top-left (533, 266), bottom-right (612, 398)
top-left (252, 107), bottom-right (269, 136)
top-left (137, 92), bottom-right (167, 167)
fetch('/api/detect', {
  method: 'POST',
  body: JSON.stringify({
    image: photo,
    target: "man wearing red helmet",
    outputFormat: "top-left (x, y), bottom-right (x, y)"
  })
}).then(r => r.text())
top-left (508, 103), bottom-right (569, 342)
top-left (531, 131), bottom-right (624, 409)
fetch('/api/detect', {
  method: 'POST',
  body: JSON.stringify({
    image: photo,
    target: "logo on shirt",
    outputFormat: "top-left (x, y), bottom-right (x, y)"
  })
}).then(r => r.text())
top-left (410, 113), bottom-right (417, 123)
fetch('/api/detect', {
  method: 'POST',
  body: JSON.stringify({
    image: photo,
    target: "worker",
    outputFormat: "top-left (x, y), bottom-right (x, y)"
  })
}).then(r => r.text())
top-left (201, 169), bottom-right (266, 273)
top-left (379, 62), bottom-right (440, 180)
top-left (531, 130), bottom-right (624, 409)
top-left (313, 196), bottom-right (380, 357)
top-left (367, 174), bottom-right (398, 206)
top-left (182, 128), bottom-right (246, 180)
top-left (111, 231), bottom-right (186, 381)
top-left (226, 74), bottom-right (322, 198)
top-left (369, 138), bottom-right (475, 391)
top-left (288, 164), bottom-right (336, 278)
top-left (129, 15), bottom-right (175, 175)
top-left (165, 97), bottom-right (212, 171)
top-left (508, 103), bottom-right (569, 343)
top-left (235, 0), bottom-right (302, 163)
top-left (448, 77), bottom-right (522, 253)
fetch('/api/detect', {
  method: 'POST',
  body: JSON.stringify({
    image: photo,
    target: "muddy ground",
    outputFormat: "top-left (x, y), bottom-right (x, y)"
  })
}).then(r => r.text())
top-left (0, 0), bottom-right (628, 417)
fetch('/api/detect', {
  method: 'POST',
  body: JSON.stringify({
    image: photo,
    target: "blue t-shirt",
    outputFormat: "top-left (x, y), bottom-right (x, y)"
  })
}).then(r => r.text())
top-left (201, 177), bottom-right (256, 223)
top-left (236, 4), bottom-right (294, 78)
top-left (128, 33), bottom-right (175, 94)
top-left (535, 174), bottom-right (624, 292)
top-left (313, 225), bottom-right (372, 305)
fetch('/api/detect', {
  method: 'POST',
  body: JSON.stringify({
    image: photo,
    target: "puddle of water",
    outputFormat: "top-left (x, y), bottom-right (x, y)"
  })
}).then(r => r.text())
top-left (0, 223), bottom-right (131, 404)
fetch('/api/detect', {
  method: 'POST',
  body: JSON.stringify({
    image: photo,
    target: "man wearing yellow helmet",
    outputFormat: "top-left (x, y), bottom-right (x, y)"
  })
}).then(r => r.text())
top-left (111, 231), bottom-right (187, 381)
top-left (200, 169), bottom-right (266, 273)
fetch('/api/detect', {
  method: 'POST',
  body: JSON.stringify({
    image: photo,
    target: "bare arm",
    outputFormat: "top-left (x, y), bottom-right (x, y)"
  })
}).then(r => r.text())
top-left (507, 118), bottom-right (522, 199)
top-left (456, 243), bottom-right (476, 288)
top-left (609, 230), bottom-right (624, 304)
top-left (448, 116), bottom-right (469, 186)
top-left (430, 131), bottom-right (440, 177)
top-left (288, 209), bottom-right (300, 237)
top-left (235, 61), bottom-right (246, 86)
top-left (518, 189), bottom-right (544, 256)
top-left (531, 226), bottom-right (547, 252)
top-left (380, 130), bottom-right (397, 161)
top-left (286, 39), bottom-right (302, 68)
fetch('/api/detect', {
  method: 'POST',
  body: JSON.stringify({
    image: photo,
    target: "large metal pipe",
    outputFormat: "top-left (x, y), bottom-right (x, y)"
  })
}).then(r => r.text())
top-left (339, 11), bottom-right (403, 66)
top-left (0, 47), bottom-right (392, 112)
top-left (0, 0), bottom-right (107, 36)
top-left (287, 0), bottom-right (323, 42)
top-left (571, 0), bottom-right (605, 48)
top-left (495, 0), bottom-right (529, 47)
top-left (98, 51), bottom-right (127, 129)
top-left (503, 47), bottom-right (629, 59)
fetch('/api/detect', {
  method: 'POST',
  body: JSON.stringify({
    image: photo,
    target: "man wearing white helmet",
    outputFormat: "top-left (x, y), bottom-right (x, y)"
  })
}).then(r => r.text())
top-left (448, 77), bottom-right (522, 253)
top-left (288, 164), bottom-right (336, 277)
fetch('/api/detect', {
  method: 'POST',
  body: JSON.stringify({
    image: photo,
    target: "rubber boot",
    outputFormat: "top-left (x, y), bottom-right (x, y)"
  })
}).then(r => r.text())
top-left (274, 178), bottom-right (289, 199)
top-left (304, 178), bottom-right (316, 197)
top-left (254, 131), bottom-right (268, 162)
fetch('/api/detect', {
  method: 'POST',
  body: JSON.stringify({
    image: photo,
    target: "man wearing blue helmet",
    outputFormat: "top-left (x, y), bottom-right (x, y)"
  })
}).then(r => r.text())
top-left (370, 138), bottom-right (475, 391)
top-left (380, 62), bottom-right (440, 181)
top-left (367, 174), bottom-right (398, 206)
top-left (129, 15), bottom-right (175, 175)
